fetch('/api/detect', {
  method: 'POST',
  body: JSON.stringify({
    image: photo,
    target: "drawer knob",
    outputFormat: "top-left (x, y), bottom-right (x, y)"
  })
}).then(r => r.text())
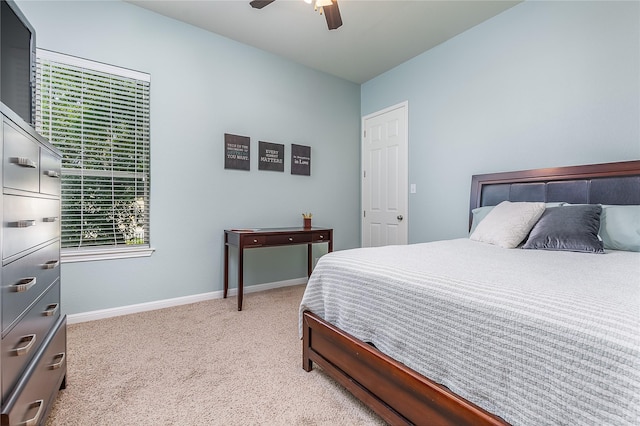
top-left (44, 170), bottom-right (60, 178)
top-left (49, 353), bottom-right (66, 370)
top-left (319, 235), bottom-right (324, 239)
top-left (11, 219), bottom-right (36, 228)
top-left (289, 237), bottom-right (294, 241)
top-left (44, 260), bottom-right (60, 269)
top-left (43, 303), bottom-right (59, 317)
top-left (253, 239), bottom-right (258, 243)
top-left (14, 334), bottom-right (37, 356)
top-left (13, 277), bottom-right (36, 293)
top-left (11, 157), bottom-right (37, 168)
top-left (21, 399), bottom-right (44, 426)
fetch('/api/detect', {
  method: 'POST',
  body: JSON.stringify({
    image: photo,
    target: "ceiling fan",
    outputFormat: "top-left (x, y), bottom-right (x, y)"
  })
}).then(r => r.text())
top-left (249, 0), bottom-right (343, 31)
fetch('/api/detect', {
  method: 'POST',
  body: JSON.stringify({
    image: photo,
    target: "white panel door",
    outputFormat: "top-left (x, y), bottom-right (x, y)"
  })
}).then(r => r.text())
top-left (362, 102), bottom-right (408, 247)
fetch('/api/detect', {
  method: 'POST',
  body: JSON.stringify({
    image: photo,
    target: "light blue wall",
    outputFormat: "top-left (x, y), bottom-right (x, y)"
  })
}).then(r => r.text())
top-left (362, 1), bottom-right (640, 243)
top-left (18, 1), bottom-right (640, 315)
top-left (18, 1), bottom-right (361, 314)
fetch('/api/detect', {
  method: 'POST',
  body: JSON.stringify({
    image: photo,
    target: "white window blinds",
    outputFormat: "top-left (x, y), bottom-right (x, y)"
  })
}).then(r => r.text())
top-left (35, 50), bottom-right (151, 254)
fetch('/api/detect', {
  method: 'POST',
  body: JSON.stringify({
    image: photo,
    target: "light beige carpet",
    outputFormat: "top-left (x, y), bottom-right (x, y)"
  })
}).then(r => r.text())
top-left (45, 285), bottom-right (385, 425)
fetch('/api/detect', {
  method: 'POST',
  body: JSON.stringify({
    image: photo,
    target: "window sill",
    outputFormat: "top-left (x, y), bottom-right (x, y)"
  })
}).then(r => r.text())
top-left (61, 246), bottom-right (155, 263)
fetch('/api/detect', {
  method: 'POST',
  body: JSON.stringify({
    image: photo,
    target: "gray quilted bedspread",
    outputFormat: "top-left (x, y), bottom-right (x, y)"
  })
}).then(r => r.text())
top-left (299, 238), bottom-right (640, 425)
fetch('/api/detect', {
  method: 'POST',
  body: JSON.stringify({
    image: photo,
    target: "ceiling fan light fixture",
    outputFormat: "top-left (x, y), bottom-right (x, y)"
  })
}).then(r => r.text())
top-left (253, 0), bottom-right (342, 31)
top-left (313, 0), bottom-right (332, 15)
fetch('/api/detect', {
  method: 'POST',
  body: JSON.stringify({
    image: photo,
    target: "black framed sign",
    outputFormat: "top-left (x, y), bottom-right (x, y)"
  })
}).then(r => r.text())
top-left (258, 141), bottom-right (285, 172)
top-left (224, 133), bottom-right (250, 171)
top-left (291, 144), bottom-right (311, 176)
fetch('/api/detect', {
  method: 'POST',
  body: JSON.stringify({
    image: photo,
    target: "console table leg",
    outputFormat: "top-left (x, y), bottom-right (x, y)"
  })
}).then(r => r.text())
top-left (307, 244), bottom-right (313, 277)
top-left (238, 247), bottom-right (244, 311)
top-left (224, 244), bottom-right (229, 298)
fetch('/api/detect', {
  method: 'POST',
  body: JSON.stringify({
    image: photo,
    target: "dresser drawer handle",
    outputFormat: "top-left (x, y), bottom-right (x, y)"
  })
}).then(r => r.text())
top-left (21, 399), bottom-right (44, 426)
top-left (319, 235), bottom-right (324, 239)
top-left (14, 334), bottom-right (36, 356)
top-left (13, 277), bottom-right (37, 293)
top-left (288, 237), bottom-right (294, 241)
top-left (253, 239), bottom-right (258, 243)
top-left (11, 220), bottom-right (36, 228)
top-left (43, 303), bottom-right (59, 316)
top-left (11, 157), bottom-right (37, 168)
top-left (44, 260), bottom-right (60, 269)
top-left (44, 170), bottom-right (60, 178)
top-left (43, 216), bottom-right (59, 222)
top-left (49, 353), bottom-right (65, 370)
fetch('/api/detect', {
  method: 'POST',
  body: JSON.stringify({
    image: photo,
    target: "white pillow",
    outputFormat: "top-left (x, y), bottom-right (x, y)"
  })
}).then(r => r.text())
top-left (469, 202), bottom-right (565, 235)
top-left (470, 201), bottom-right (546, 248)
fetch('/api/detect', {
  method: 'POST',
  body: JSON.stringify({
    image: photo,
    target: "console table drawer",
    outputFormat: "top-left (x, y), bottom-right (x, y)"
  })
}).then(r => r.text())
top-left (265, 234), bottom-right (312, 246)
top-left (1, 280), bottom-right (60, 400)
top-left (1, 316), bottom-right (66, 425)
top-left (2, 241), bottom-right (60, 333)
top-left (242, 235), bottom-right (266, 247)
top-left (312, 230), bottom-right (331, 242)
top-left (240, 234), bottom-right (312, 246)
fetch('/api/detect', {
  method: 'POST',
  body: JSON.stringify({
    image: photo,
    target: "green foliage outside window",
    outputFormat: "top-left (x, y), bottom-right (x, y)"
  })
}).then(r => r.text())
top-left (36, 52), bottom-right (150, 250)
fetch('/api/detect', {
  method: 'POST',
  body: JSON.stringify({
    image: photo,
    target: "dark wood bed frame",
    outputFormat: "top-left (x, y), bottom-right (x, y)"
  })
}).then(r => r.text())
top-left (302, 160), bottom-right (640, 425)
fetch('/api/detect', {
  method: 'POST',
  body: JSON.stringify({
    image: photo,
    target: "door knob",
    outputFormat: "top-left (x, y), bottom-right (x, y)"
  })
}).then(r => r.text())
top-left (397, 215), bottom-right (403, 221)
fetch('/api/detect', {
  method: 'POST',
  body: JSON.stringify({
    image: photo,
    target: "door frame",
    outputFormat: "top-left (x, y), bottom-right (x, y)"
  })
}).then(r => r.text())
top-left (361, 101), bottom-right (409, 247)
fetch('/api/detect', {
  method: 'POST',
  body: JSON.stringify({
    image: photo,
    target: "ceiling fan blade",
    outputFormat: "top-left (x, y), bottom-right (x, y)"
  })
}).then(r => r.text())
top-left (323, 0), bottom-right (342, 30)
top-left (250, 0), bottom-right (275, 9)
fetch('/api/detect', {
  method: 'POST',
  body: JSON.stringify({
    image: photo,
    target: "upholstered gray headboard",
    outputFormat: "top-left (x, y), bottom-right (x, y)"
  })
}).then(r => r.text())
top-left (469, 160), bottom-right (640, 230)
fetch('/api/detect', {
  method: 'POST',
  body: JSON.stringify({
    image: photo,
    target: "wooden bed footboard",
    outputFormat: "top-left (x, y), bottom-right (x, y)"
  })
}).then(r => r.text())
top-left (302, 311), bottom-right (508, 426)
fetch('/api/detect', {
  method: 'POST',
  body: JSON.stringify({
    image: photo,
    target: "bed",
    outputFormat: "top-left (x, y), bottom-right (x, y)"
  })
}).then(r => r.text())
top-left (299, 160), bottom-right (640, 426)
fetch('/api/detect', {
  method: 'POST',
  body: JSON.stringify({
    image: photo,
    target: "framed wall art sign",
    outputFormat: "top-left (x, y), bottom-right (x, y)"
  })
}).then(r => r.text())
top-left (291, 144), bottom-right (311, 176)
top-left (258, 141), bottom-right (285, 172)
top-left (224, 133), bottom-right (251, 170)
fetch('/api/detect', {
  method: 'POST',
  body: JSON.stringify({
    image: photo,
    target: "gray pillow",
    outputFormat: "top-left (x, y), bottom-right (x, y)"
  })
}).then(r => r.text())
top-left (522, 205), bottom-right (604, 253)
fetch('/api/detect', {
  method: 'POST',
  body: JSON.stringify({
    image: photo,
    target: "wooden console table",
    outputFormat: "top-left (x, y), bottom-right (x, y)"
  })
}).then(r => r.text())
top-left (224, 227), bottom-right (333, 311)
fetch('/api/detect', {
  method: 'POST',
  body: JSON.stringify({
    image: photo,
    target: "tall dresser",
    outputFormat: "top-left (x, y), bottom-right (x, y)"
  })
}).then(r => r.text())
top-left (0, 104), bottom-right (66, 425)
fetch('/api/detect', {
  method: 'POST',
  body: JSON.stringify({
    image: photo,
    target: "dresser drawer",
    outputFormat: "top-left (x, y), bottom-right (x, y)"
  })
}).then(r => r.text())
top-left (2, 241), bottom-right (60, 333)
top-left (3, 195), bottom-right (60, 260)
top-left (1, 316), bottom-right (66, 425)
top-left (3, 121), bottom-right (40, 194)
top-left (1, 280), bottom-right (60, 401)
top-left (39, 148), bottom-right (61, 196)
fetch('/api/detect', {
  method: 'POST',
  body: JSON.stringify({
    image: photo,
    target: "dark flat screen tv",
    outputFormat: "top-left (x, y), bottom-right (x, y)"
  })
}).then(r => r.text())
top-left (1, 0), bottom-right (36, 126)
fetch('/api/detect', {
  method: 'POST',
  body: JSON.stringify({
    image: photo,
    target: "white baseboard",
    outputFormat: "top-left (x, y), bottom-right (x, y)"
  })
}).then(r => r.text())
top-left (67, 277), bottom-right (307, 324)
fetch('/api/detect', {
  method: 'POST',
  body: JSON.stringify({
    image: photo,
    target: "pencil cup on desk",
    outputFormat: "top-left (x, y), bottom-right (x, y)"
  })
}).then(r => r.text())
top-left (302, 213), bottom-right (312, 229)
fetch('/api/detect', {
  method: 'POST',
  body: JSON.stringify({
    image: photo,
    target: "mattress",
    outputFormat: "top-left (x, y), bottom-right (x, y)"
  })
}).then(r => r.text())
top-left (299, 238), bottom-right (640, 425)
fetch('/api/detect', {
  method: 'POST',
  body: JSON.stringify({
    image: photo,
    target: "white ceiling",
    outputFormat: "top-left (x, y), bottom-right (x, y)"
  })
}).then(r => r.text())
top-left (126, 0), bottom-right (521, 84)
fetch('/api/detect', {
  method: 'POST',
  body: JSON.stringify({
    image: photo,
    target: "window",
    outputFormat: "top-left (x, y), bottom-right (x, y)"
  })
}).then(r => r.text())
top-left (35, 50), bottom-right (152, 262)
